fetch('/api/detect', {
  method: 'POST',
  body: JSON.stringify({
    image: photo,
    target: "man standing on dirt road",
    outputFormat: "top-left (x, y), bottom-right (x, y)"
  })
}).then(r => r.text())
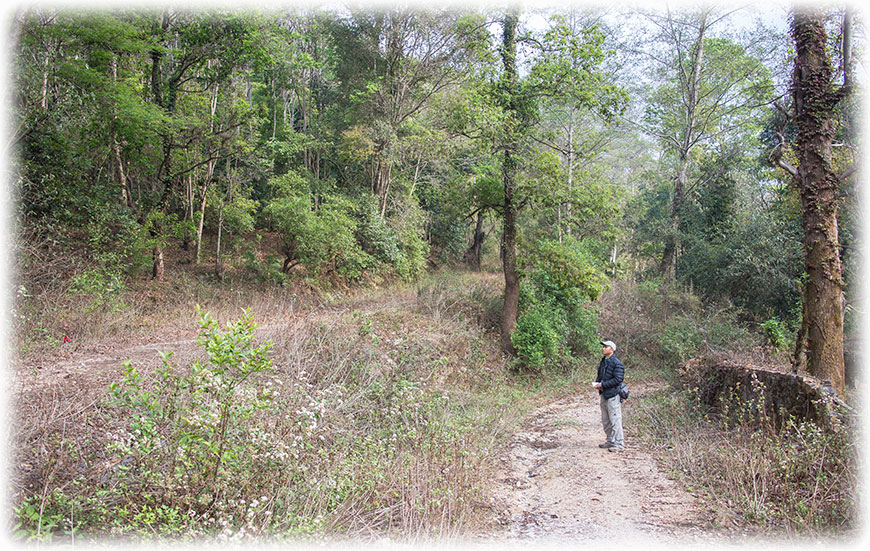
top-left (592, 340), bottom-right (625, 453)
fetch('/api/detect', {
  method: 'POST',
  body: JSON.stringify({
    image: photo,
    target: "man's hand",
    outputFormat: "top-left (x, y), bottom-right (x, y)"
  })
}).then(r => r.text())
top-left (591, 382), bottom-right (601, 390)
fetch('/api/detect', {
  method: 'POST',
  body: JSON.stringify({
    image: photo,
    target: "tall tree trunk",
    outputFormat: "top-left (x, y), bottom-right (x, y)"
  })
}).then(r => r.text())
top-left (215, 203), bottom-right (224, 280)
top-left (152, 247), bottom-right (164, 280)
top-left (40, 52), bottom-right (50, 110)
top-left (112, 140), bottom-right (131, 208)
top-left (464, 210), bottom-right (485, 271)
top-left (194, 81), bottom-right (219, 265)
top-left (661, 14), bottom-right (707, 281)
top-left (109, 58), bottom-right (133, 209)
top-left (409, 152), bottom-right (423, 198)
top-left (373, 153), bottom-right (393, 217)
top-left (660, 154), bottom-right (689, 280)
top-left (194, 180), bottom-right (211, 264)
top-left (181, 173), bottom-right (192, 250)
top-left (148, 9), bottom-right (171, 280)
top-left (791, 9), bottom-right (848, 394)
top-left (502, 151), bottom-right (519, 355)
top-left (271, 77), bottom-right (278, 139)
top-left (500, 9), bottom-right (521, 355)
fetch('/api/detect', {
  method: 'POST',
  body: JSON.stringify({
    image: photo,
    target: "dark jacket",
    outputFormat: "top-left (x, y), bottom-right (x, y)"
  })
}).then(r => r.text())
top-left (596, 354), bottom-right (625, 400)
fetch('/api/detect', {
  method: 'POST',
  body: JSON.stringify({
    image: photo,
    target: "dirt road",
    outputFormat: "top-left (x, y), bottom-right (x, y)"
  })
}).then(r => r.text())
top-left (483, 389), bottom-right (728, 545)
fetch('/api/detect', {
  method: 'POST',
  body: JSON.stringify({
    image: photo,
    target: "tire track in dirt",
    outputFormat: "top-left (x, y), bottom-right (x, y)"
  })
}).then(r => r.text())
top-left (13, 314), bottom-right (316, 394)
top-left (14, 332), bottom-right (201, 394)
top-left (483, 391), bottom-right (724, 545)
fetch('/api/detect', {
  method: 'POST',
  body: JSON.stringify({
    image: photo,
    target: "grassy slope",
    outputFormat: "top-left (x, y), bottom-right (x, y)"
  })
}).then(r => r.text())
top-left (10, 248), bottom-right (586, 543)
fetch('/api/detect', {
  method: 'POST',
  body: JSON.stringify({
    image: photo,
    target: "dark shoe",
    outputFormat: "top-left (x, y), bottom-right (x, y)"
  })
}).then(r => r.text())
top-left (598, 442), bottom-right (614, 448)
top-left (608, 446), bottom-right (625, 453)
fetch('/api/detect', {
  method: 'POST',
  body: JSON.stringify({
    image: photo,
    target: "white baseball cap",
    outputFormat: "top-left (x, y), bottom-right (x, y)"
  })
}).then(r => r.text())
top-left (600, 340), bottom-right (617, 351)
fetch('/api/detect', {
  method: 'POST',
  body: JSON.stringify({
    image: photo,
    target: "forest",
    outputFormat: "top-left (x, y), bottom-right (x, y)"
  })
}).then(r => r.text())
top-left (7, 1), bottom-right (863, 545)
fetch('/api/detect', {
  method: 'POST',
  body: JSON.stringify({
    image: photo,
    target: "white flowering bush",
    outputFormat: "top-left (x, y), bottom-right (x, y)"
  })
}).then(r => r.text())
top-left (14, 308), bottom-right (297, 540)
top-left (104, 308), bottom-right (282, 533)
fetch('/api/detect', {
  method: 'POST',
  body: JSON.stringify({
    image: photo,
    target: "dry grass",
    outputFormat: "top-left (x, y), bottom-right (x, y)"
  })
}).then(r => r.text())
top-left (10, 260), bottom-right (543, 544)
top-left (631, 386), bottom-right (858, 536)
top-left (598, 279), bottom-right (859, 537)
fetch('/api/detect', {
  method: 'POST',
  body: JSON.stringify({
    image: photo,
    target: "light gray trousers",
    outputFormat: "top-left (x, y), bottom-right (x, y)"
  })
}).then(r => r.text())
top-left (600, 394), bottom-right (624, 448)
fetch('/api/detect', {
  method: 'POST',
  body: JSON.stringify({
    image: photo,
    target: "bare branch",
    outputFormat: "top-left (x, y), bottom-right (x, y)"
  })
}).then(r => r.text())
top-left (842, 8), bottom-right (853, 90)
top-left (838, 163), bottom-right (858, 183)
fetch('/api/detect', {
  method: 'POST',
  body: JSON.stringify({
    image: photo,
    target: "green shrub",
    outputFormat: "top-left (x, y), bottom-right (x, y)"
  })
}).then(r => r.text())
top-left (259, 252), bottom-right (288, 285)
top-left (261, 193), bottom-right (314, 269)
top-left (530, 237), bottom-right (609, 304)
top-left (315, 197), bottom-right (373, 280)
top-left (68, 266), bottom-right (127, 312)
top-left (394, 227), bottom-right (429, 281)
top-left (108, 307), bottom-right (276, 511)
top-left (65, 209), bottom-right (155, 312)
top-left (421, 203), bottom-right (467, 265)
top-left (564, 298), bottom-right (600, 357)
top-left (512, 297), bottom-right (565, 369)
top-left (512, 237), bottom-right (606, 370)
top-left (262, 191), bottom-right (373, 282)
top-left (760, 317), bottom-right (792, 354)
top-left (262, 173), bottom-right (428, 284)
top-left (218, 196), bottom-right (259, 236)
top-left (172, 218), bottom-right (197, 245)
top-left (655, 313), bottom-right (752, 367)
top-left (353, 196), bottom-right (399, 265)
top-left (387, 194), bottom-right (429, 282)
top-left (655, 315), bottom-right (707, 367)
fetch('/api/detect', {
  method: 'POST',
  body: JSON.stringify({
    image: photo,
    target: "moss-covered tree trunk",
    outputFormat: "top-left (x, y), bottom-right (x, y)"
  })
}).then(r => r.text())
top-left (791, 9), bottom-right (848, 394)
top-left (501, 149), bottom-right (519, 355)
top-left (499, 9), bottom-right (521, 355)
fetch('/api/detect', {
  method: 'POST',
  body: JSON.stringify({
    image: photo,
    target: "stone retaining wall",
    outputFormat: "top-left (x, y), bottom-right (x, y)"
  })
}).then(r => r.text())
top-left (678, 358), bottom-right (851, 430)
